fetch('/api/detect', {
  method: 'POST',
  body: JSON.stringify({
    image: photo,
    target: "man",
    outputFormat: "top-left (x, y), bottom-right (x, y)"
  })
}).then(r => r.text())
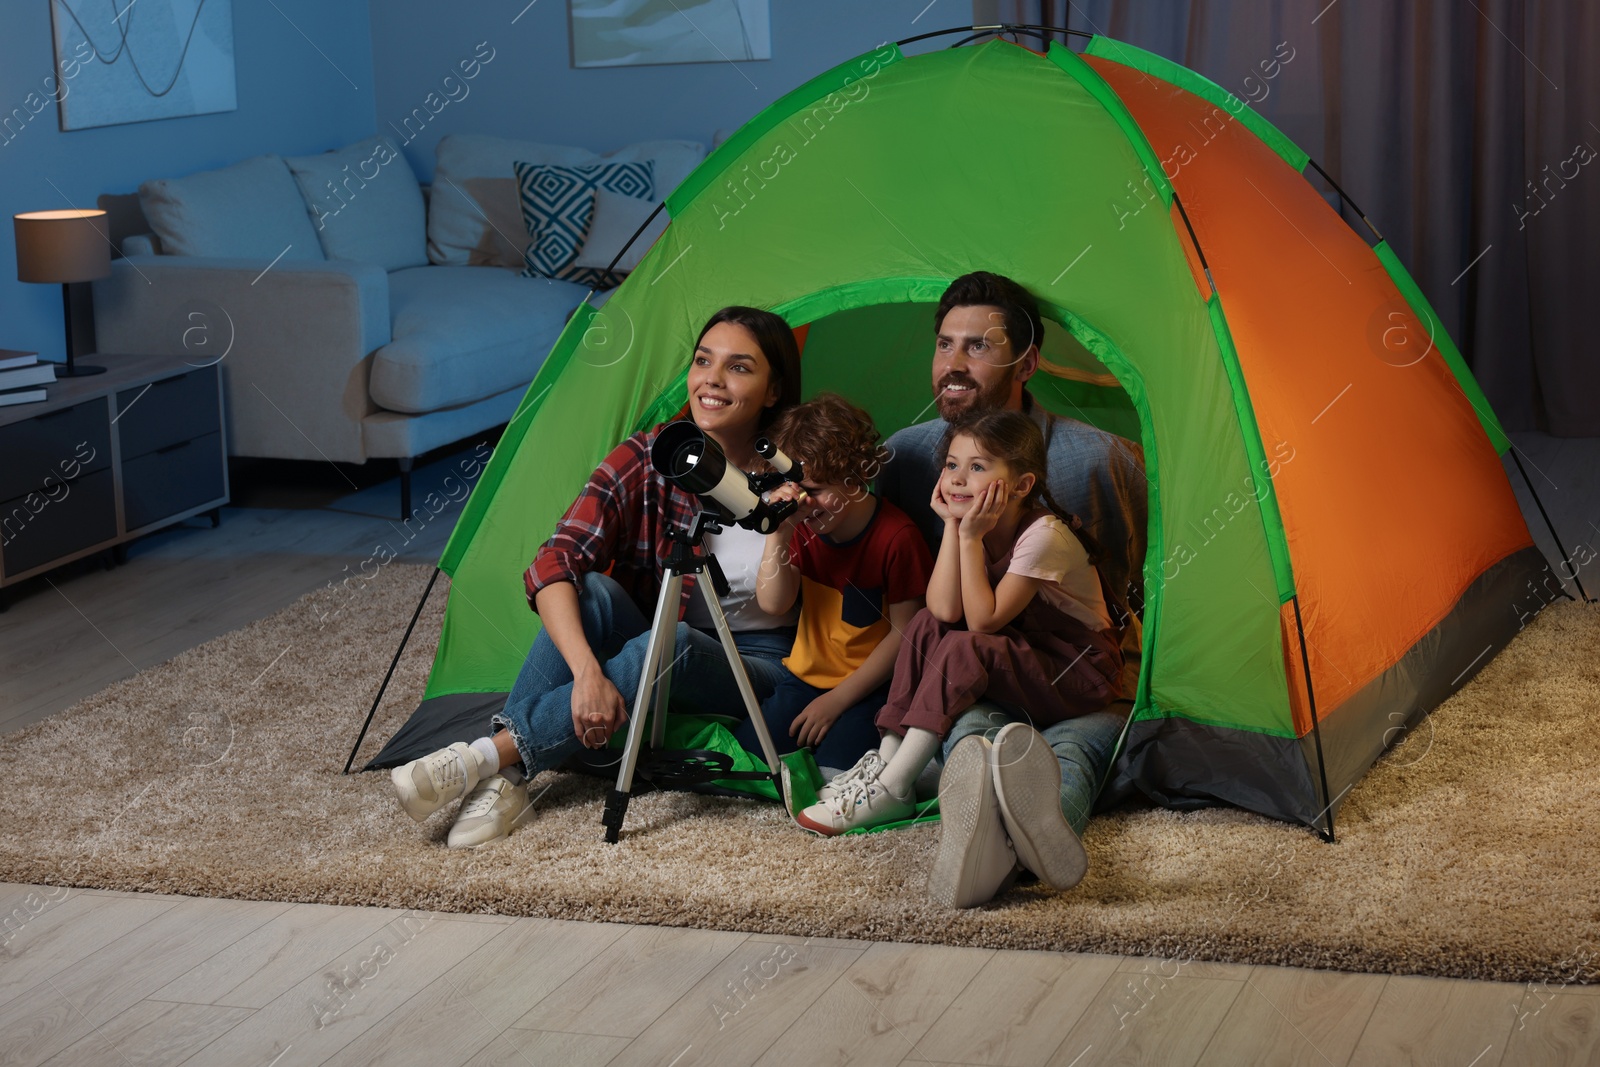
top-left (877, 271), bottom-right (1148, 908)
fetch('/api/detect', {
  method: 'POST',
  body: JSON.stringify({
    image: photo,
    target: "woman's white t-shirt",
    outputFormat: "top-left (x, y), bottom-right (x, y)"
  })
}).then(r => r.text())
top-left (1007, 514), bottom-right (1113, 632)
top-left (682, 522), bottom-right (800, 632)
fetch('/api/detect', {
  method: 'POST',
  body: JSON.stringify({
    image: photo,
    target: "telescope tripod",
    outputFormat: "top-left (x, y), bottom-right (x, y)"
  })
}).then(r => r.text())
top-left (601, 511), bottom-right (788, 843)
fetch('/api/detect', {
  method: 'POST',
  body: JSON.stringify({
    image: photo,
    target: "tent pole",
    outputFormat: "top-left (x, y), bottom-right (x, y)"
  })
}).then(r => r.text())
top-left (1290, 594), bottom-right (1337, 842)
top-left (896, 23), bottom-right (1094, 49)
top-left (343, 566), bottom-right (442, 774)
top-left (600, 200), bottom-right (669, 280)
top-left (1171, 191), bottom-right (1216, 295)
top-left (1305, 158), bottom-right (1384, 244)
top-left (1510, 450), bottom-right (1589, 602)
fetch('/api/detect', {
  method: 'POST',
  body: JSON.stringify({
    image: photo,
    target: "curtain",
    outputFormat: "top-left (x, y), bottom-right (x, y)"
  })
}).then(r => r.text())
top-left (972, 0), bottom-right (1598, 435)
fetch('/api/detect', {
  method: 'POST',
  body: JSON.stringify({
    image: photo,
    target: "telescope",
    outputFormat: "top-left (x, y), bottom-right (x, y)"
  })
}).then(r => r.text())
top-left (651, 421), bottom-right (805, 535)
top-left (604, 422), bottom-right (810, 843)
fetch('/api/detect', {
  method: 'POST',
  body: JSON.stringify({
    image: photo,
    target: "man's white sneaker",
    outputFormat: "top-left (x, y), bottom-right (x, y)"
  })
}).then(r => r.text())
top-left (990, 722), bottom-right (1088, 890)
top-left (928, 736), bottom-right (1018, 908)
top-left (390, 742), bottom-right (491, 823)
top-left (796, 773), bottom-right (915, 836)
top-left (447, 774), bottom-right (535, 848)
top-left (817, 750), bottom-right (886, 803)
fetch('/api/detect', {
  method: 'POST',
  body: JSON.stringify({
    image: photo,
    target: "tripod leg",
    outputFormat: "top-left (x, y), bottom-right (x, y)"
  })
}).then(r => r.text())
top-left (604, 574), bottom-right (684, 843)
top-left (698, 584), bottom-right (787, 794)
top-left (651, 616), bottom-right (674, 749)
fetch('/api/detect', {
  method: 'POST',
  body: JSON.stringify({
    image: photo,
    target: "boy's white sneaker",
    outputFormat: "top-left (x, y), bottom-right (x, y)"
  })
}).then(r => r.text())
top-left (928, 736), bottom-right (1018, 908)
top-left (990, 722), bottom-right (1088, 890)
top-left (391, 742), bottom-right (491, 823)
top-left (796, 773), bottom-right (915, 835)
top-left (817, 749), bottom-right (886, 803)
top-left (447, 774), bottom-right (535, 848)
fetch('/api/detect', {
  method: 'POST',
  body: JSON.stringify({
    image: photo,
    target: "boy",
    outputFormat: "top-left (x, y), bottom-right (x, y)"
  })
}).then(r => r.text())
top-left (731, 393), bottom-right (934, 777)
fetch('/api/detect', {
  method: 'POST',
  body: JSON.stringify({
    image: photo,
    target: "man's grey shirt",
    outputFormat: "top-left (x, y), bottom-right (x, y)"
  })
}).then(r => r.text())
top-left (878, 404), bottom-right (1149, 612)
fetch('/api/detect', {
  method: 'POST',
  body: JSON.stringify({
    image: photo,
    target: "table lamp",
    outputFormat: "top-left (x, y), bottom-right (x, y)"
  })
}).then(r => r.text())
top-left (14, 208), bottom-right (112, 377)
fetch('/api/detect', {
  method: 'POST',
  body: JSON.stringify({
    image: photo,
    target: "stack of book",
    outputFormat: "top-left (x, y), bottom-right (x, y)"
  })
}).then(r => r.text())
top-left (0, 349), bottom-right (55, 407)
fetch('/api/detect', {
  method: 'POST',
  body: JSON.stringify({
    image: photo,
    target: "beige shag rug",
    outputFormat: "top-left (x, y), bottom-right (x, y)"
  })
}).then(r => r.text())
top-left (3, 563), bottom-right (1598, 983)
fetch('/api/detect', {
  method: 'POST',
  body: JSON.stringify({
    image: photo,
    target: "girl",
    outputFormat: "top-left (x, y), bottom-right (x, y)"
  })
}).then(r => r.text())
top-left (390, 306), bottom-right (803, 847)
top-left (796, 410), bottom-right (1124, 835)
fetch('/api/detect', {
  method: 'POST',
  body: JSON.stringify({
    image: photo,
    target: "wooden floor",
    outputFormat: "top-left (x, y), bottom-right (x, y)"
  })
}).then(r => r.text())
top-left (4, 880), bottom-right (1598, 1067)
top-left (1, 432), bottom-right (1596, 1066)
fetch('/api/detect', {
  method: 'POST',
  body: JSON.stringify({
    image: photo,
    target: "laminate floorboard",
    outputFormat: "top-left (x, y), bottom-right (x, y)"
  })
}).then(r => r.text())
top-left (1193, 966), bottom-right (1387, 1067)
top-left (0, 886), bottom-right (1594, 1066)
top-left (0, 433), bottom-right (1594, 1066)
top-left (1347, 974), bottom-right (1524, 1067)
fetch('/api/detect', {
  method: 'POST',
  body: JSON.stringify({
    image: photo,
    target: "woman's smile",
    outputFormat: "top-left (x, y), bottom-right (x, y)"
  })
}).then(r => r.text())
top-left (686, 321), bottom-right (780, 444)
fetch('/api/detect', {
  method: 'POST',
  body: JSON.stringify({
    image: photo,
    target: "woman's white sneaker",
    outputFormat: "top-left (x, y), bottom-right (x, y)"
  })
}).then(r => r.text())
top-left (390, 742), bottom-right (491, 822)
top-left (448, 774), bottom-right (535, 848)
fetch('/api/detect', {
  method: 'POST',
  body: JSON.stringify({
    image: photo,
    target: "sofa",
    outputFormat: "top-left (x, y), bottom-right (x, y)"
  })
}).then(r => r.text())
top-left (92, 133), bottom-right (704, 514)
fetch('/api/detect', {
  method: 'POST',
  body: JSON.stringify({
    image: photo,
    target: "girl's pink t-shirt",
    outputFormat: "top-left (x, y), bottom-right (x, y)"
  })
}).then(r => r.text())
top-left (1007, 514), bottom-right (1113, 631)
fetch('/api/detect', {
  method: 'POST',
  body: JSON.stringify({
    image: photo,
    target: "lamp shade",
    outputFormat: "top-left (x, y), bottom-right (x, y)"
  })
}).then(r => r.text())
top-left (14, 209), bottom-right (111, 284)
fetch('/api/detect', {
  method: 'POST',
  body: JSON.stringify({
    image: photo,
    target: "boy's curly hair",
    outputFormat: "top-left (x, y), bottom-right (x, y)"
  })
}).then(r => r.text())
top-left (764, 392), bottom-right (887, 489)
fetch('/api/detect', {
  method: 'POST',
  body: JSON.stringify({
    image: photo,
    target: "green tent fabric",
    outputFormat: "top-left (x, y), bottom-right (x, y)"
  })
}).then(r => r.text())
top-left (431, 38), bottom-right (1279, 729)
top-left (368, 34), bottom-right (1542, 837)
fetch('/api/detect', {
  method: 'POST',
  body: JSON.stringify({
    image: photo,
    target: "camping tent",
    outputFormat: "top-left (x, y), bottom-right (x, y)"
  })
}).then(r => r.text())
top-left (366, 30), bottom-right (1552, 838)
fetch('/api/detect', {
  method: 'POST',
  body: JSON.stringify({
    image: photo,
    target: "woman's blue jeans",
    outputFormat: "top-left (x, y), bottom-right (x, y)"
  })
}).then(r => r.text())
top-left (493, 572), bottom-right (792, 777)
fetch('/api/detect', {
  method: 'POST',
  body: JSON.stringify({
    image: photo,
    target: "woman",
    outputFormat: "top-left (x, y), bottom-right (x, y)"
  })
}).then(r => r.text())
top-left (389, 306), bottom-right (804, 847)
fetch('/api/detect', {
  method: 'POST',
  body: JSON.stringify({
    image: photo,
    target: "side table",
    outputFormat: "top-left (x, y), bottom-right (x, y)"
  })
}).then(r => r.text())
top-left (0, 353), bottom-right (229, 609)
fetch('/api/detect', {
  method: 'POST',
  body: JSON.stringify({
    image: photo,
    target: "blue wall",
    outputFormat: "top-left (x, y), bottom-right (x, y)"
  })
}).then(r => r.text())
top-left (368, 0), bottom-right (943, 183)
top-left (0, 0), bottom-right (377, 363)
top-left (1, 1), bottom-right (948, 360)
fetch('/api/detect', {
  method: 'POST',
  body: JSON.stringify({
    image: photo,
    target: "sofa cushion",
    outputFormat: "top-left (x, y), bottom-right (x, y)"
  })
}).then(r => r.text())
top-left (285, 136), bottom-right (428, 271)
top-left (139, 155), bottom-right (325, 261)
top-left (573, 186), bottom-right (670, 274)
top-left (369, 266), bottom-right (589, 414)
top-left (514, 160), bottom-right (652, 289)
top-left (428, 133), bottom-right (702, 268)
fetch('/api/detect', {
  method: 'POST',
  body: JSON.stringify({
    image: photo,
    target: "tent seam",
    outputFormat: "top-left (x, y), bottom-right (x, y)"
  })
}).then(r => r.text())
top-left (1371, 241), bottom-right (1511, 455)
top-left (1045, 42), bottom-right (1174, 208)
top-left (1046, 40), bottom-right (1298, 606)
top-left (1082, 35), bottom-right (1309, 172)
top-left (1206, 294), bottom-right (1298, 603)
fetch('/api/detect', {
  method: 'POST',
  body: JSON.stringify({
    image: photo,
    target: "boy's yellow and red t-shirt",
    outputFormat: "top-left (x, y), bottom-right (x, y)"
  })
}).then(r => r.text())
top-left (783, 496), bottom-right (934, 689)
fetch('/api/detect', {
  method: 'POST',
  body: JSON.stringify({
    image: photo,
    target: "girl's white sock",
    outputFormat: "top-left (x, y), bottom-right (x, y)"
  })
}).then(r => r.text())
top-left (878, 732), bottom-right (901, 763)
top-left (469, 737), bottom-right (501, 776)
top-left (877, 728), bottom-right (941, 798)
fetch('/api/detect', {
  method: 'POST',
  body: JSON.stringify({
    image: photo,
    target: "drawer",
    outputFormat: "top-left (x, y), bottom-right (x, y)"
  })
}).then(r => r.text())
top-left (122, 431), bottom-right (226, 532)
top-left (0, 467), bottom-right (116, 578)
top-left (117, 367), bottom-right (221, 461)
top-left (0, 400), bottom-right (111, 503)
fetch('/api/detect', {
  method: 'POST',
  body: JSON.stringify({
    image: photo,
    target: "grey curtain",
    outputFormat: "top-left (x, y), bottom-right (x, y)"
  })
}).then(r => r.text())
top-left (973, 0), bottom-right (1598, 436)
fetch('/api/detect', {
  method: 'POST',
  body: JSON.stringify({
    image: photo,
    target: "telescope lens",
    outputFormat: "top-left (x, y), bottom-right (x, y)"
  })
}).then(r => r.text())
top-left (668, 441), bottom-right (717, 493)
top-left (652, 420), bottom-right (726, 495)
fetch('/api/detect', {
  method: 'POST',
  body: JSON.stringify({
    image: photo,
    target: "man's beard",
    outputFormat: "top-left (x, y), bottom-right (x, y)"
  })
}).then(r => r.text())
top-left (935, 370), bottom-right (1014, 422)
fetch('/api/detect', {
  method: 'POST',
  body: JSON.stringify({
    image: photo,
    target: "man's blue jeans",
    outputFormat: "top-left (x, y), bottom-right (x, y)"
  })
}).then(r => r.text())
top-left (943, 701), bottom-right (1128, 836)
top-left (493, 572), bottom-right (791, 776)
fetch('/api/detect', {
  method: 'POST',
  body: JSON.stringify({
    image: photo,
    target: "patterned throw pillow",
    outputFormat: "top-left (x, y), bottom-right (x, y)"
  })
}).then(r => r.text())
top-left (514, 159), bottom-right (653, 289)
